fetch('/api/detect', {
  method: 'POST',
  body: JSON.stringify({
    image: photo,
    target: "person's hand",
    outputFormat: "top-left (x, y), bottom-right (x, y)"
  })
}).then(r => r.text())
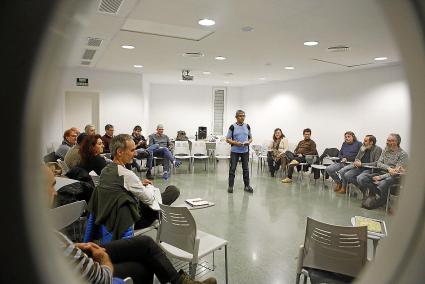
top-left (234, 141), bottom-right (243, 147)
top-left (297, 154), bottom-right (303, 157)
top-left (341, 158), bottom-right (347, 163)
top-left (397, 166), bottom-right (406, 174)
top-left (142, 179), bottom-right (153, 185)
top-left (76, 243), bottom-right (110, 264)
top-left (388, 168), bottom-right (398, 175)
top-left (372, 176), bottom-right (381, 182)
top-left (354, 160), bottom-right (361, 168)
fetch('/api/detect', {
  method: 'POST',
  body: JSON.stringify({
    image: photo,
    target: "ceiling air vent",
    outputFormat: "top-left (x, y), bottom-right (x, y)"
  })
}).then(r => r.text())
top-left (98, 0), bottom-right (124, 14)
top-left (82, 49), bottom-right (96, 60)
top-left (182, 52), bottom-right (204, 58)
top-left (81, 61), bottom-right (91, 66)
top-left (87, 37), bottom-right (103, 47)
top-left (327, 45), bottom-right (350, 52)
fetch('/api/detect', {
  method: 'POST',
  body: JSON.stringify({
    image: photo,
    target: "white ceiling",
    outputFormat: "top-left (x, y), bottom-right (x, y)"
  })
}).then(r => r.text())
top-left (68, 0), bottom-right (400, 86)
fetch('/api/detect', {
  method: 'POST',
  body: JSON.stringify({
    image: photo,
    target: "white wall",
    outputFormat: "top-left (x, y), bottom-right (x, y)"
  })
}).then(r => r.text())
top-left (149, 84), bottom-right (242, 139)
top-left (42, 67), bottom-right (144, 150)
top-left (241, 65), bottom-right (411, 153)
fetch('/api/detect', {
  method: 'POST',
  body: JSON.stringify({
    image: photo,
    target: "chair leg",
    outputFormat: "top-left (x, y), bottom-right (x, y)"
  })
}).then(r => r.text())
top-left (189, 262), bottom-right (197, 279)
top-left (295, 273), bottom-right (301, 284)
top-left (225, 245), bottom-right (228, 284)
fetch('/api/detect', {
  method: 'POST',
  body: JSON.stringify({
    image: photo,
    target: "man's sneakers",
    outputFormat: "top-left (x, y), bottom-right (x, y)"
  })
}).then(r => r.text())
top-left (281, 177), bottom-right (292, 183)
top-left (163, 171), bottom-right (169, 180)
top-left (178, 269), bottom-right (217, 284)
top-left (289, 159), bottom-right (299, 166)
top-left (244, 185), bottom-right (254, 193)
top-left (174, 159), bottom-right (182, 168)
top-left (227, 186), bottom-right (233, 193)
top-left (146, 170), bottom-right (154, 180)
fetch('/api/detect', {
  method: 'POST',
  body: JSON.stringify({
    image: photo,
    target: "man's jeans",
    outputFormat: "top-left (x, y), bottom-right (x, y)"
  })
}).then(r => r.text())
top-left (357, 173), bottom-right (399, 207)
top-left (326, 162), bottom-right (346, 185)
top-left (229, 151), bottom-right (250, 187)
top-left (146, 144), bottom-right (175, 172)
top-left (337, 164), bottom-right (368, 188)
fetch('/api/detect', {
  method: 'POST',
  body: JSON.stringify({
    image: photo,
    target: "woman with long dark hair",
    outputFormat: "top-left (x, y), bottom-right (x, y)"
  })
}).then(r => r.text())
top-left (78, 134), bottom-right (107, 175)
top-left (267, 128), bottom-right (289, 177)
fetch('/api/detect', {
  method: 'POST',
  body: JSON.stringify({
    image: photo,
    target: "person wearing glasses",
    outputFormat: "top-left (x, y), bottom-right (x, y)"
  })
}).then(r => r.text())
top-left (55, 128), bottom-right (78, 160)
top-left (226, 110), bottom-right (253, 193)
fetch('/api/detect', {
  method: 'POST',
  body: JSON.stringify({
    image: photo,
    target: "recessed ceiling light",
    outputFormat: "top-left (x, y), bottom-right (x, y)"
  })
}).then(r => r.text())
top-left (202, 71), bottom-right (211, 75)
top-left (133, 65), bottom-right (143, 68)
top-left (284, 66), bottom-right (295, 70)
top-left (303, 41), bottom-right (319, 46)
top-left (121, 45), bottom-right (135, 49)
top-left (224, 81), bottom-right (230, 84)
top-left (259, 77), bottom-right (266, 80)
top-left (374, 57), bottom-right (388, 61)
top-left (198, 19), bottom-right (215, 26)
top-left (215, 56), bottom-right (226, 61)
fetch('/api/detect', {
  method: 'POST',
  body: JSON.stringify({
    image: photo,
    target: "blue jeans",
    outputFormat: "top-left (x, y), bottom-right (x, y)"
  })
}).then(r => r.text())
top-left (146, 145), bottom-right (175, 173)
top-left (229, 151), bottom-right (250, 187)
top-left (338, 164), bottom-right (368, 188)
top-left (326, 162), bottom-right (345, 185)
top-left (357, 173), bottom-right (398, 207)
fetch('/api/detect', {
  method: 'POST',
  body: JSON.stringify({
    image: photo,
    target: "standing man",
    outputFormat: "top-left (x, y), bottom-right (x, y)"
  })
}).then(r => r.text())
top-left (101, 124), bottom-right (114, 153)
top-left (226, 110), bottom-right (253, 193)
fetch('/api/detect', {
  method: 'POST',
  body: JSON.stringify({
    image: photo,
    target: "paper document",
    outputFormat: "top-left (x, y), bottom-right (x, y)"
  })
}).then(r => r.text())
top-left (185, 198), bottom-right (209, 207)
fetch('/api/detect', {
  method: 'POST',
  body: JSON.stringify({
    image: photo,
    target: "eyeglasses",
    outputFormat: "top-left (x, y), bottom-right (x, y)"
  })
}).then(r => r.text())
top-left (237, 115), bottom-right (245, 117)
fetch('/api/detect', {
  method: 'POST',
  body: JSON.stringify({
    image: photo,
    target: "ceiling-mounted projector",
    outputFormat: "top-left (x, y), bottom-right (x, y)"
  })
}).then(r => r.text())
top-left (182, 69), bottom-right (194, 81)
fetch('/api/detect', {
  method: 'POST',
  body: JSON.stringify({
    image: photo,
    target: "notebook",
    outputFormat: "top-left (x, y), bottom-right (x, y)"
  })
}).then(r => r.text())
top-left (185, 198), bottom-right (210, 207)
top-left (353, 216), bottom-right (386, 235)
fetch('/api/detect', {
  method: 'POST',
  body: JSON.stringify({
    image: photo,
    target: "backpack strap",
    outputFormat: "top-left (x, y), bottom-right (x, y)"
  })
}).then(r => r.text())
top-left (229, 124), bottom-right (235, 140)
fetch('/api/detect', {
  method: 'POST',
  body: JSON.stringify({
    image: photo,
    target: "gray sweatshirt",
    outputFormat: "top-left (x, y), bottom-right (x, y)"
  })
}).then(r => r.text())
top-left (355, 145), bottom-right (383, 167)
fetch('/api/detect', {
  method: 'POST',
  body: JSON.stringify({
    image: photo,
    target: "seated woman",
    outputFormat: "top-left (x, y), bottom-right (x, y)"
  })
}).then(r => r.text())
top-left (267, 128), bottom-right (289, 177)
top-left (78, 134), bottom-right (107, 176)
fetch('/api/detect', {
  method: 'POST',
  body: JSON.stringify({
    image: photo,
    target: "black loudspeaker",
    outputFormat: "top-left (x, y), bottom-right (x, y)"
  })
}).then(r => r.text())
top-left (198, 126), bottom-right (207, 140)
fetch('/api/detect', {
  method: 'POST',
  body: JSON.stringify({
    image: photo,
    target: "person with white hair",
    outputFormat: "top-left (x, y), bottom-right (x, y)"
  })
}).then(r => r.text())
top-left (146, 124), bottom-right (181, 180)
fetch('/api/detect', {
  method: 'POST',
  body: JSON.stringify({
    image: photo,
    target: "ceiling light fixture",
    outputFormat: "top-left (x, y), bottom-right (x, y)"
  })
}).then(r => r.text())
top-left (374, 57), bottom-right (388, 61)
top-left (198, 19), bottom-right (215, 26)
top-left (202, 71), bottom-right (211, 75)
top-left (259, 77), bottom-right (266, 80)
top-left (121, 45), bottom-right (135, 49)
top-left (303, 41), bottom-right (319, 46)
top-left (215, 56), bottom-right (226, 61)
top-left (241, 26), bottom-right (254, 32)
top-left (133, 65), bottom-right (143, 68)
top-left (284, 66), bottom-right (295, 70)
top-left (224, 81), bottom-right (230, 84)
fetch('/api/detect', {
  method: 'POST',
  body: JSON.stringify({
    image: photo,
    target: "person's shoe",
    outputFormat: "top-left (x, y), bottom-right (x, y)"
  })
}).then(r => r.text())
top-left (333, 183), bottom-right (342, 192)
top-left (163, 171), bottom-right (169, 180)
top-left (227, 186), bottom-right (233, 193)
top-left (174, 159), bottom-right (182, 168)
top-left (146, 170), bottom-right (154, 180)
top-left (178, 269), bottom-right (217, 284)
top-left (244, 185), bottom-right (254, 193)
top-left (281, 177), bottom-right (292, 183)
top-left (338, 186), bottom-right (346, 194)
top-left (289, 160), bottom-right (299, 166)
top-left (270, 171), bottom-right (275, 177)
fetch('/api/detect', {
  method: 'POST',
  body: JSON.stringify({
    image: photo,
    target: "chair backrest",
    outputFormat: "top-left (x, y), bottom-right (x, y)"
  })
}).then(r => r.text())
top-left (49, 200), bottom-right (87, 230)
top-left (305, 155), bottom-right (318, 164)
top-left (191, 141), bottom-right (207, 155)
top-left (157, 204), bottom-right (197, 254)
top-left (302, 217), bottom-right (367, 278)
top-left (215, 142), bottom-right (231, 156)
top-left (174, 141), bottom-right (191, 156)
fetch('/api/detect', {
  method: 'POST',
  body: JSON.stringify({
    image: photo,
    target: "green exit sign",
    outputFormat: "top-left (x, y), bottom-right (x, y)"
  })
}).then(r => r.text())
top-left (76, 78), bottom-right (88, 86)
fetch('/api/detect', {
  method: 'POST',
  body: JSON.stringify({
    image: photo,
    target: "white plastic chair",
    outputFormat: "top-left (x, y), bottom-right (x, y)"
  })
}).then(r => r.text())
top-left (49, 200), bottom-right (87, 230)
top-left (191, 141), bottom-right (209, 171)
top-left (174, 141), bottom-right (193, 173)
top-left (157, 204), bottom-right (228, 283)
top-left (214, 142), bottom-right (231, 169)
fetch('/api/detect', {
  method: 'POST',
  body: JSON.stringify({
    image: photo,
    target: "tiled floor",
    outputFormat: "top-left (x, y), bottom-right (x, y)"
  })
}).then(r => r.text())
top-left (146, 159), bottom-right (390, 284)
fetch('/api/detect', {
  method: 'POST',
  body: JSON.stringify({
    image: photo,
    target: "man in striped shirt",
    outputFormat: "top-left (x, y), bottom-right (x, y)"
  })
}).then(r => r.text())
top-left (45, 167), bottom-right (216, 284)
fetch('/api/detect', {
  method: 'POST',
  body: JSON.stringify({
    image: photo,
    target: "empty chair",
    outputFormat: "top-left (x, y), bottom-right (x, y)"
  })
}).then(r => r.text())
top-left (191, 141), bottom-right (209, 171)
top-left (173, 141), bottom-right (193, 172)
top-left (157, 204), bottom-right (228, 283)
top-left (214, 141), bottom-right (231, 169)
top-left (296, 217), bottom-right (367, 284)
top-left (50, 200), bottom-right (87, 242)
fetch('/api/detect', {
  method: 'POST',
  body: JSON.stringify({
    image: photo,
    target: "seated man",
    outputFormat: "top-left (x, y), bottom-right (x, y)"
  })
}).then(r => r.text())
top-left (147, 124), bottom-right (181, 180)
top-left (336, 135), bottom-right (382, 195)
top-left (101, 124), bottom-right (114, 153)
top-left (55, 128), bottom-right (78, 160)
top-left (131, 125), bottom-right (150, 174)
top-left (94, 134), bottom-right (180, 230)
top-left (85, 124), bottom-right (96, 135)
top-left (326, 131), bottom-right (362, 193)
top-left (44, 166), bottom-right (216, 284)
top-left (357, 133), bottom-right (408, 209)
top-left (281, 128), bottom-right (318, 183)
